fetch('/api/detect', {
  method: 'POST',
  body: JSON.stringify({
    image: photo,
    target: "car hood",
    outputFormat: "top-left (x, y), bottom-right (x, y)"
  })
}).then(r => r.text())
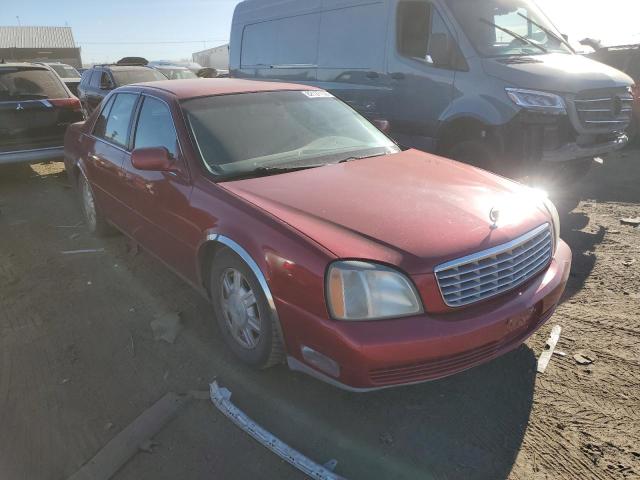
top-left (483, 53), bottom-right (633, 92)
top-left (221, 150), bottom-right (551, 274)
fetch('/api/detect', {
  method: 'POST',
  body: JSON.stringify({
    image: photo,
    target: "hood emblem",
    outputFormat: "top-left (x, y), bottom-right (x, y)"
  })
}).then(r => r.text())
top-left (16, 103), bottom-right (24, 111)
top-left (489, 207), bottom-right (500, 229)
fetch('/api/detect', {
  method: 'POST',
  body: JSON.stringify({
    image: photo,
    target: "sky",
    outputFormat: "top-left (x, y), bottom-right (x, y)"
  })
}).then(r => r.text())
top-left (1, 0), bottom-right (639, 65)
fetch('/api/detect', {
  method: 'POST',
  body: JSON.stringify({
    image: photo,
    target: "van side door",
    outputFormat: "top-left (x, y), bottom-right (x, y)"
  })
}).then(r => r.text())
top-left (387, 1), bottom-right (459, 151)
top-left (237, 4), bottom-right (320, 84)
top-left (314, 1), bottom-right (391, 122)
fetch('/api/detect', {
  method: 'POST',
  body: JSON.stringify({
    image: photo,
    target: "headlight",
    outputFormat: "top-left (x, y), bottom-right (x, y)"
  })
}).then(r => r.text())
top-left (326, 261), bottom-right (423, 321)
top-left (543, 198), bottom-right (561, 253)
top-left (506, 88), bottom-right (566, 115)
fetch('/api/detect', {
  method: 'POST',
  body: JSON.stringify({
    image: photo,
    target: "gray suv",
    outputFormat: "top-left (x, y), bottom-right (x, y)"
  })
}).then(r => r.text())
top-left (230, 0), bottom-right (634, 179)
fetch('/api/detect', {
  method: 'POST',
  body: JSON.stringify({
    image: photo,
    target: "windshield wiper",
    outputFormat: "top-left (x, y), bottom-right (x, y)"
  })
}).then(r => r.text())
top-left (516, 13), bottom-right (574, 52)
top-left (218, 164), bottom-right (324, 181)
top-left (338, 152), bottom-right (389, 164)
top-left (479, 18), bottom-right (548, 54)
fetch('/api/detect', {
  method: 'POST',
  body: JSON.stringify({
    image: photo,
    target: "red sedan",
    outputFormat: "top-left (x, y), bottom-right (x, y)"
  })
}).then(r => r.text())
top-left (64, 79), bottom-right (571, 391)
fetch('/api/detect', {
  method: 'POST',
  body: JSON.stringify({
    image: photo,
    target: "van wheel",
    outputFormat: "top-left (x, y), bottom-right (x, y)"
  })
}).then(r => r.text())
top-left (446, 140), bottom-right (497, 172)
top-left (210, 249), bottom-right (284, 369)
top-left (79, 174), bottom-right (113, 237)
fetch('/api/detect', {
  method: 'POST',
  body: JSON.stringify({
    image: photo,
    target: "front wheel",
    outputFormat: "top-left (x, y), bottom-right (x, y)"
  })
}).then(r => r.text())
top-left (210, 249), bottom-right (284, 369)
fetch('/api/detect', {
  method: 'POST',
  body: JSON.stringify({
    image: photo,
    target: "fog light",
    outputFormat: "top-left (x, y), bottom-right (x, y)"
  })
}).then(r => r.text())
top-left (301, 346), bottom-right (340, 378)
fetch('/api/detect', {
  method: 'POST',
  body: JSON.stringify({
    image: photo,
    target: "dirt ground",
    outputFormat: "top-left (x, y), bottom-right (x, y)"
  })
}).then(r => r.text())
top-left (0, 148), bottom-right (638, 480)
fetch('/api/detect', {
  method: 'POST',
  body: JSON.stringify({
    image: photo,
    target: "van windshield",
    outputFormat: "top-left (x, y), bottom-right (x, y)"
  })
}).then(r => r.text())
top-left (446, 0), bottom-right (572, 57)
top-left (182, 91), bottom-right (399, 179)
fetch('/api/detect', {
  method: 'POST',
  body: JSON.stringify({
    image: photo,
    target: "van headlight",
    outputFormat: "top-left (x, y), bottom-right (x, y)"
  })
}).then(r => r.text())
top-left (326, 261), bottom-right (423, 320)
top-left (543, 198), bottom-right (561, 253)
top-left (506, 88), bottom-right (566, 115)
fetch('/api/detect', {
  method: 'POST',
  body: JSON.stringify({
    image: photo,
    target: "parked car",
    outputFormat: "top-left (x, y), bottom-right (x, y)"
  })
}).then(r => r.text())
top-left (230, 0), bottom-right (634, 181)
top-left (586, 44), bottom-right (640, 141)
top-left (36, 62), bottom-right (82, 95)
top-left (1, 62), bottom-right (84, 165)
top-left (77, 58), bottom-right (167, 114)
top-left (149, 62), bottom-right (199, 80)
top-left (64, 79), bottom-right (571, 391)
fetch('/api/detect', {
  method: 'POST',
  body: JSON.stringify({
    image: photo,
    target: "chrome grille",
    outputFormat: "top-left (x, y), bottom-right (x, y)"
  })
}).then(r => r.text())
top-left (574, 88), bottom-right (633, 130)
top-left (435, 224), bottom-right (552, 308)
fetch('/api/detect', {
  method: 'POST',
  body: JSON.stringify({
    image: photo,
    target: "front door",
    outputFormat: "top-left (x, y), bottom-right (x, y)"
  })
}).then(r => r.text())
top-left (120, 95), bottom-right (196, 279)
top-left (387, 0), bottom-right (457, 151)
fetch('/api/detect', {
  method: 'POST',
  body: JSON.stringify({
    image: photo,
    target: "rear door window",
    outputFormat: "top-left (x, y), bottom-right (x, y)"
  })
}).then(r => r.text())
top-left (93, 95), bottom-right (116, 138)
top-left (133, 96), bottom-right (179, 158)
top-left (101, 93), bottom-right (139, 148)
top-left (0, 68), bottom-right (67, 100)
top-left (90, 70), bottom-right (102, 88)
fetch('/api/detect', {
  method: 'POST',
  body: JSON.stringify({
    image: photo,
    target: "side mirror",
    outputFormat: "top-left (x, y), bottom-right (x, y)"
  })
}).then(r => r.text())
top-left (131, 147), bottom-right (176, 172)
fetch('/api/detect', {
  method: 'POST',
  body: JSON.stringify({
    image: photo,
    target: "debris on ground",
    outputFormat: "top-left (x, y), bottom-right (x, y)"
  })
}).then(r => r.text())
top-left (62, 248), bottom-right (105, 255)
top-left (138, 440), bottom-right (160, 454)
top-left (68, 393), bottom-right (191, 480)
top-left (620, 217), bottom-right (640, 227)
top-left (622, 259), bottom-right (635, 267)
top-left (210, 382), bottom-right (345, 480)
top-left (537, 325), bottom-right (562, 374)
top-left (573, 351), bottom-right (597, 365)
top-left (150, 313), bottom-right (182, 344)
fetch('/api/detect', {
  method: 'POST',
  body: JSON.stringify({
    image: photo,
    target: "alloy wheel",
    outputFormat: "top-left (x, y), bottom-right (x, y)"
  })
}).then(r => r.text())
top-left (219, 268), bottom-right (262, 349)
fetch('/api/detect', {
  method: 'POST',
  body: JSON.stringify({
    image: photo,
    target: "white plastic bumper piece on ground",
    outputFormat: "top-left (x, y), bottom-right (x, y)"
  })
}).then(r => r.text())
top-left (209, 382), bottom-right (346, 480)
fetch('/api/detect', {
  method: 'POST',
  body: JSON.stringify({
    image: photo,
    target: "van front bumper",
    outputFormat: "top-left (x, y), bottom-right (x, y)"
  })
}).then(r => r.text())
top-left (282, 240), bottom-right (571, 392)
top-left (0, 146), bottom-right (64, 165)
top-left (541, 133), bottom-right (628, 163)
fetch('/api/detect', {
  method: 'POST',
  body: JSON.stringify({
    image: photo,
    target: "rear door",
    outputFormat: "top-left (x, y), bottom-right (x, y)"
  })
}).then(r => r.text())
top-left (85, 92), bottom-right (140, 229)
top-left (0, 66), bottom-right (84, 154)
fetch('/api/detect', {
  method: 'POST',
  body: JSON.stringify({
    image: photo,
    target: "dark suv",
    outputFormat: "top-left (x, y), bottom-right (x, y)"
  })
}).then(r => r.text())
top-left (77, 58), bottom-right (166, 114)
top-left (1, 62), bottom-right (84, 165)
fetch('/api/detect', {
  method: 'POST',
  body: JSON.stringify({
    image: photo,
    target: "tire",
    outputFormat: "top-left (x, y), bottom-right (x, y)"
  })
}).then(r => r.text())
top-left (210, 249), bottom-right (285, 369)
top-left (446, 140), bottom-right (498, 173)
top-left (79, 174), bottom-right (113, 237)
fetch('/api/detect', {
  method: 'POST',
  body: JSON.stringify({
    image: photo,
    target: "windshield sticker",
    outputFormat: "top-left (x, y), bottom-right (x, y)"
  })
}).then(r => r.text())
top-left (302, 91), bottom-right (333, 99)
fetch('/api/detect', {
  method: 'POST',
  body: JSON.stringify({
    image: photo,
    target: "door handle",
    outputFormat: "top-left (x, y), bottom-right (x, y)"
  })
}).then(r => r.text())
top-left (390, 72), bottom-right (405, 80)
top-left (89, 154), bottom-right (100, 161)
top-left (366, 71), bottom-right (380, 79)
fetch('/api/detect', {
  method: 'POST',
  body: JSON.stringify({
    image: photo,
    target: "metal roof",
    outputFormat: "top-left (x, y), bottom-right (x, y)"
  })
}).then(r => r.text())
top-left (0, 26), bottom-right (76, 49)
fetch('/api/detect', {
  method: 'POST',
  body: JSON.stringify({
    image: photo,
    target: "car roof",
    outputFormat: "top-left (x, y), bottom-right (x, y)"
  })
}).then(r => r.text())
top-left (93, 65), bottom-right (153, 71)
top-left (0, 62), bottom-right (50, 69)
top-left (130, 78), bottom-right (322, 99)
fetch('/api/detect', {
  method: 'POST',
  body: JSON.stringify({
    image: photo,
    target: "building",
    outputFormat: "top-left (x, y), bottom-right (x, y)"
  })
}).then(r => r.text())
top-left (0, 26), bottom-right (82, 68)
top-left (192, 44), bottom-right (229, 71)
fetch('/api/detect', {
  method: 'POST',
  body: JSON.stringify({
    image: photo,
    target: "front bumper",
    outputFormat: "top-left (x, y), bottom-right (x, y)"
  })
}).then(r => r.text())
top-left (282, 240), bottom-right (572, 391)
top-left (541, 133), bottom-right (628, 163)
top-left (0, 146), bottom-right (64, 165)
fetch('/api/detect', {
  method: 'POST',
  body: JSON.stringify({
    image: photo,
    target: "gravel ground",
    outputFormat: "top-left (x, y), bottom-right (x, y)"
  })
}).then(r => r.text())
top-left (0, 149), bottom-right (638, 480)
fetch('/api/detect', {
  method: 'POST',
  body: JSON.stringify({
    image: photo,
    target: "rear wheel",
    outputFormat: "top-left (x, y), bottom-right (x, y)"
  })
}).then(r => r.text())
top-left (210, 249), bottom-right (284, 369)
top-left (79, 174), bottom-right (113, 237)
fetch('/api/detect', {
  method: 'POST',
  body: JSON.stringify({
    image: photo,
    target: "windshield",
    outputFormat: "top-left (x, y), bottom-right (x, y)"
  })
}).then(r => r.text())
top-left (158, 68), bottom-right (198, 80)
top-left (446, 0), bottom-right (572, 57)
top-left (112, 68), bottom-right (167, 85)
top-left (182, 91), bottom-right (399, 178)
top-left (0, 68), bottom-right (68, 100)
top-left (49, 64), bottom-right (80, 79)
